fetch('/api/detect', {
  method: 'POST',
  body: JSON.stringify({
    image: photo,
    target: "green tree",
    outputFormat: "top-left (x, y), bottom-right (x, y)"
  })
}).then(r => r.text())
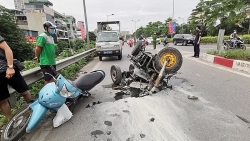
top-left (56, 40), bottom-right (68, 55)
top-left (0, 5), bottom-right (34, 61)
top-left (88, 32), bottom-right (96, 42)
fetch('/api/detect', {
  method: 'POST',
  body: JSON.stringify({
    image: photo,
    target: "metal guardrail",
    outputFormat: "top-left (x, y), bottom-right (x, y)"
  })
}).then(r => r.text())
top-left (8, 49), bottom-right (96, 105)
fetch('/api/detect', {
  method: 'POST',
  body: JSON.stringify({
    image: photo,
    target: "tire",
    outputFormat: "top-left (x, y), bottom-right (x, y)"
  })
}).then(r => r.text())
top-left (174, 40), bottom-right (177, 45)
top-left (184, 40), bottom-right (187, 46)
top-left (154, 47), bottom-right (183, 74)
top-left (1, 105), bottom-right (32, 141)
top-left (241, 44), bottom-right (246, 50)
top-left (110, 65), bottom-right (122, 85)
top-left (99, 56), bottom-right (102, 61)
top-left (118, 54), bottom-right (122, 60)
top-left (131, 41), bottom-right (142, 56)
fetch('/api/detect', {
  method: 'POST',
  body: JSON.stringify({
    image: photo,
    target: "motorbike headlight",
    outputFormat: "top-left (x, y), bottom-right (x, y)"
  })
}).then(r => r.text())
top-left (60, 84), bottom-right (75, 98)
top-left (96, 46), bottom-right (101, 49)
top-left (114, 45), bottom-right (119, 48)
top-left (49, 102), bottom-right (63, 106)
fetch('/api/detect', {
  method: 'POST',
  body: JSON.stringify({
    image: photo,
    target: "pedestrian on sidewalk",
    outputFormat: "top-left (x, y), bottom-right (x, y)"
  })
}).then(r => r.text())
top-left (153, 33), bottom-right (157, 49)
top-left (193, 25), bottom-right (202, 58)
top-left (0, 35), bottom-right (33, 127)
top-left (34, 21), bottom-right (57, 85)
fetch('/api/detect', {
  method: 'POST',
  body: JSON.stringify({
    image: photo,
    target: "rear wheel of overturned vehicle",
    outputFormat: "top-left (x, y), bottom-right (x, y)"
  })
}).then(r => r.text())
top-left (110, 65), bottom-right (122, 85)
top-left (155, 47), bottom-right (183, 74)
top-left (1, 105), bottom-right (31, 141)
top-left (131, 41), bottom-right (143, 56)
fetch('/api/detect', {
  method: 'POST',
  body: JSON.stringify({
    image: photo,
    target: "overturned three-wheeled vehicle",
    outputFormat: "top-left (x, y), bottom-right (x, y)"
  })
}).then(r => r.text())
top-left (110, 41), bottom-right (183, 97)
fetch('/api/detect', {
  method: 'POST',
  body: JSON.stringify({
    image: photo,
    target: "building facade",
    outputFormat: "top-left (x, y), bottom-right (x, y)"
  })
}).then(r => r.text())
top-left (14, 0), bottom-right (29, 10)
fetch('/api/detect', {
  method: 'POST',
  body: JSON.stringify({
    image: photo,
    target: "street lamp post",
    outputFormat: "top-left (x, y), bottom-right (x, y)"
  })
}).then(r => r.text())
top-left (82, 0), bottom-right (90, 50)
top-left (132, 20), bottom-right (140, 44)
top-left (178, 17), bottom-right (184, 33)
top-left (107, 14), bottom-right (114, 21)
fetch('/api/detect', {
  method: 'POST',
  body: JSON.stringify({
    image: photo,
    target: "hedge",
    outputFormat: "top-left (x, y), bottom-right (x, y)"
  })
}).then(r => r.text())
top-left (159, 34), bottom-right (250, 44)
top-left (207, 49), bottom-right (250, 61)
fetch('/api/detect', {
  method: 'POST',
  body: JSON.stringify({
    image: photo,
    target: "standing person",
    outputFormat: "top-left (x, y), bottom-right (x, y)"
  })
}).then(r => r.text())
top-left (193, 25), bottom-right (202, 58)
top-left (0, 35), bottom-right (33, 124)
top-left (153, 33), bottom-right (157, 49)
top-left (34, 21), bottom-right (57, 85)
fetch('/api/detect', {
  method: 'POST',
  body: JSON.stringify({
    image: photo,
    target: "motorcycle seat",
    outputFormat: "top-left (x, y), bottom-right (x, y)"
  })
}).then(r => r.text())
top-left (73, 71), bottom-right (104, 91)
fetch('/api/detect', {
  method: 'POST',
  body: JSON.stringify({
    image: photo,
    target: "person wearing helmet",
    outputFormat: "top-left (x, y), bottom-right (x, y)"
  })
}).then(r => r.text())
top-left (34, 21), bottom-right (57, 85)
top-left (193, 24), bottom-right (202, 58)
top-left (139, 35), bottom-right (143, 40)
top-left (230, 30), bottom-right (238, 48)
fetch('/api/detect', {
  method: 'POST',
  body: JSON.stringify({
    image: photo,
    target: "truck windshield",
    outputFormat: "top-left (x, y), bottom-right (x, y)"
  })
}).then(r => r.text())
top-left (97, 32), bottom-right (119, 42)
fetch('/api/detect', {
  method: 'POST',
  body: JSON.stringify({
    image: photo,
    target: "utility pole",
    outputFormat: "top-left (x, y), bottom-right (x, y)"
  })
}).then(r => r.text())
top-left (171, 0), bottom-right (175, 38)
top-left (107, 14), bottom-right (114, 21)
top-left (132, 20), bottom-right (140, 44)
top-left (82, 0), bottom-right (90, 50)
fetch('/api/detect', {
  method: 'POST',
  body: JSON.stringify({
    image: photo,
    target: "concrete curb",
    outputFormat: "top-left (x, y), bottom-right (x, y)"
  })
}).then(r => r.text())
top-left (201, 53), bottom-right (250, 73)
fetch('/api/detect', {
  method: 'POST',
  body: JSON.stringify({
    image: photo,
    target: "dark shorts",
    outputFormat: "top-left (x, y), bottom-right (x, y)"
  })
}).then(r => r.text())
top-left (40, 65), bottom-right (57, 81)
top-left (0, 69), bottom-right (29, 101)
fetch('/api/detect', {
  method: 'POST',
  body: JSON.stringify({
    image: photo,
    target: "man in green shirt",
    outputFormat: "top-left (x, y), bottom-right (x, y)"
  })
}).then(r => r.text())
top-left (34, 21), bottom-right (57, 85)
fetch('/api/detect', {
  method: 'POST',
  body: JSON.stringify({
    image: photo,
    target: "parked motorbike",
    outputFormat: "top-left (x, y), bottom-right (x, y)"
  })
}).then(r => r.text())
top-left (1, 69), bottom-right (105, 141)
top-left (223, 37), bottom-right (246, 50)
top-left (110, 41), bottom-right (183, 96)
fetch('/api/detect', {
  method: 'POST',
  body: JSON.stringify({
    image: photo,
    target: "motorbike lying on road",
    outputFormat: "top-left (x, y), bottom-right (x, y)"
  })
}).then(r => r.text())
top-left (110, 41), bottom-right (183, 96)
top-left (223, 37), bottom-right (246, 50)
top-left (1, 69), bottom-right (105, 141)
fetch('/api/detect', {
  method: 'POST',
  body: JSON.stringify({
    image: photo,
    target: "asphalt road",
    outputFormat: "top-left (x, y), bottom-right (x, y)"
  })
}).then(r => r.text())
top-left (22, 43), bottom-right (250, 141)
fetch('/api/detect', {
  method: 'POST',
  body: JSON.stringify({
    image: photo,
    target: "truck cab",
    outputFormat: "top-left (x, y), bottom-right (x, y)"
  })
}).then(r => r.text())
top-left (95, 31), bottom-right (123, 61)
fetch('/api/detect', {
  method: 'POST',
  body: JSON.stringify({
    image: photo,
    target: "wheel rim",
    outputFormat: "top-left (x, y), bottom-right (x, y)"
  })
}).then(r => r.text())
top-left (3, 107), bottom-right (31, 139)
top-left (111, 69), bottom-right (117, 82)
top-left (160, 52), bottom-right (177, 68)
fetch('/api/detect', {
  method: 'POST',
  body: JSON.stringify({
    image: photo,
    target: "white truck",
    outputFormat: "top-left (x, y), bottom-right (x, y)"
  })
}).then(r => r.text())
top-left (95, 21), bottom-right (123, 61)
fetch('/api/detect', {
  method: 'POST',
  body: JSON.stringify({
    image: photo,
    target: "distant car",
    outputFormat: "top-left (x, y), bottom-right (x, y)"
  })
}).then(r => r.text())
top-left (146, 37), bottom-right (153, 44)
top-left (173, 34), bottom-right (195, 46)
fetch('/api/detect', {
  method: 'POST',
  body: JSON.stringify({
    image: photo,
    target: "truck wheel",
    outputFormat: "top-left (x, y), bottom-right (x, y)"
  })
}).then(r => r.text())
top-left (118, 51), bottom-right (122, 60)
top-left (131, 41), bottom-right (142, 56)
top-left (110, 65), bottom-right (122, 85)
top-left (99, 56), bottom-right (102, 61)
top-left (154, 47), bottom-right (183, 74)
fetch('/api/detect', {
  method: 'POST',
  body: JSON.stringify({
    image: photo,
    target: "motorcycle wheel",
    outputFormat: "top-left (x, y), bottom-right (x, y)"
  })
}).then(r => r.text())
top-left (131, 41), bottom-right (142, 56)
top-left (110, 65), bottom-right (122, 85)
top-left (240, 44), bottom-right (246, 50)
top-left (1, 105), bottom-right (31, 141)
top-left (154, 47), bottom-right (183, 74)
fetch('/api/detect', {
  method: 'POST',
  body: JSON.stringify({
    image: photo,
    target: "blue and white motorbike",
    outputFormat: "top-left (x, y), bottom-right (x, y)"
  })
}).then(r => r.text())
top-left (1, 69), bottom-right (105, 141)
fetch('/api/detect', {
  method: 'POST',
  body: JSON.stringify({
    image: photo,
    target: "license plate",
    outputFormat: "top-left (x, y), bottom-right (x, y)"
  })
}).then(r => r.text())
top-left (104, 51), bottom-right (112, 54)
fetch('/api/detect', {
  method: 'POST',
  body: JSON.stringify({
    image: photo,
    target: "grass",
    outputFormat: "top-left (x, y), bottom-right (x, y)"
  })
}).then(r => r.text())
top-left (207, 49), bottom-right (250, 61)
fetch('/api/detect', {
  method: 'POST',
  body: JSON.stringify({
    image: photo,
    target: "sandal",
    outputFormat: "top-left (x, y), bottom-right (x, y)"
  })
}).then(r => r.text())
top-left (0, 125), bottom-right (6, 133)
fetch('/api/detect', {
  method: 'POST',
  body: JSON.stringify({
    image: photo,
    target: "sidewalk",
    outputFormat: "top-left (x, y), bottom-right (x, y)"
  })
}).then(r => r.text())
top-left (201, 53), bottom-right (250, 74)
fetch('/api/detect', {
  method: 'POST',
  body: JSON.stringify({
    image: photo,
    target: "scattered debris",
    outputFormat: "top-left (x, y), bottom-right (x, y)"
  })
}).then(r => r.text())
top-left (150, 118), bottom-right (155, 122)
top-left (104, 121), bottom-right (112, 126)
top-left (140, 134), bottom-right (146, 138)
top-left (187, 95), bottom-right (198, 100)
top-left (122, 110), bottom-right (130, 114)
top-left (236, 115), bottom-right (250, 124)
top-left (91, 130), bottom-right (104, 137)
top-left (106, 131), bottom-right (111, 135)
